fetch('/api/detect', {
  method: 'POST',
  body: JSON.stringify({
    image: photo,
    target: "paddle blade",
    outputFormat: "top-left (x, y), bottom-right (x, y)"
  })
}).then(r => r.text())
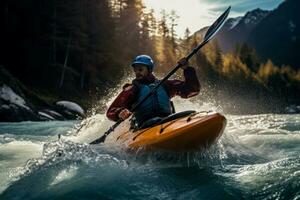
top-left (90, 134), bottom-right (106, 144)
top-left (90, 119), bottom-right (123, 145)
top-left (204, 6), bottom-right (231, 43)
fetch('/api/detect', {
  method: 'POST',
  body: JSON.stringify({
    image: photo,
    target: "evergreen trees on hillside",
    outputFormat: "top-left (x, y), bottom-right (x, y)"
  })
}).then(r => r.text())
top-left (180, 31), bottom-right (300, 112)
top-left (1, 0), bottom-right (299, 112)
top-left (1, 0), bottom-right (158, 96)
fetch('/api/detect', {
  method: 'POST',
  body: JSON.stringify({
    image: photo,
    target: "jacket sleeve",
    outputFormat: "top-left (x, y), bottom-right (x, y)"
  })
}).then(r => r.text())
top-left (165, 66), bottom-right (200, 98)
top-left (106, 84), bottom-right (138, 121)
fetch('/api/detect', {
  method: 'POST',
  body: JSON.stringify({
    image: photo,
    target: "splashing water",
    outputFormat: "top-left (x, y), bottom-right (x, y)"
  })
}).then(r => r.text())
top-left (0, 95), bottom-right (299, 199)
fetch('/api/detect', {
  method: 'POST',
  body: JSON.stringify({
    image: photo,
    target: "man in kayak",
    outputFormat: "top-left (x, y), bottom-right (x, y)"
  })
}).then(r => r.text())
top-left (106, 55), bottom-right (200, 128)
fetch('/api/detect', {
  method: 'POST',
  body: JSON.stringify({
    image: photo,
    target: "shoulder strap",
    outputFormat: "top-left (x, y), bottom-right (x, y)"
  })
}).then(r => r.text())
top-left (156, 79), bottom-right (170, 96)
top-left (130, 80), bottom-right (141, 111)
top-left (132, 79), bottom-right (169, 95)
top-left (132, 80), bottom-right (142, 91)
top-left (161, 81), bottom-right (168, 92)
top-left (159, 80), bottom-right (175, 113)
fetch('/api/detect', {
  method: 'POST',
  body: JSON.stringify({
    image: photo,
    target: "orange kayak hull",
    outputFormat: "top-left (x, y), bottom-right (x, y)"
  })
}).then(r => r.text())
top-left (116, 112), bottom-right (226, 151)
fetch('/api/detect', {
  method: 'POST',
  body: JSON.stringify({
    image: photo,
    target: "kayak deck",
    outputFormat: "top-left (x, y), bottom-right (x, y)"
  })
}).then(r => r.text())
top-left (116, 111), bottom-right (226, 151)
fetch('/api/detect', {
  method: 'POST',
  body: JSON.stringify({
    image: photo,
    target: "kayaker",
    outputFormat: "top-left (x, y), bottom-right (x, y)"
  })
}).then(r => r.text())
top-left (106, 55), bottom-right (200, 128)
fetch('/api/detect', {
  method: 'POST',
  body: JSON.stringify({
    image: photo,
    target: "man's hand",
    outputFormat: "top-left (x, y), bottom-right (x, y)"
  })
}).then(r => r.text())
top-left (178, 57), bottom-right (189, 70)
top-left (118, 109), bottom-right (132, 120)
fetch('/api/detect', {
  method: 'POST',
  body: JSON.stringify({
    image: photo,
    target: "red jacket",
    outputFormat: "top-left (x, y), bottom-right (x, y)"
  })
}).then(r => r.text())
top-left (106, 67), bottom-right (200, 121)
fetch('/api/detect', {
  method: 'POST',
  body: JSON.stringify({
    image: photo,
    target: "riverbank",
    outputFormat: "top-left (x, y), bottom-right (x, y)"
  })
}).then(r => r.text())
top-left (0, 66), bottom-right (85, 122)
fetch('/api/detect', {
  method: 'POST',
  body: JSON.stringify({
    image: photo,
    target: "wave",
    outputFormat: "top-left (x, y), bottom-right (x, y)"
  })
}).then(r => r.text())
top-left (0, 97), bottom-right (299, 199)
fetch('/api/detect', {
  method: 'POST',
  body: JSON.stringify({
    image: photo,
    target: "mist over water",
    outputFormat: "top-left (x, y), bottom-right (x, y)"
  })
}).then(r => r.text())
top-left (0, 95), bottom-right (299, 199)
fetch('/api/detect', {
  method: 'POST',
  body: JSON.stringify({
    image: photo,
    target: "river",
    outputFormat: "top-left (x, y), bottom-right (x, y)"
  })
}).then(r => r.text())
top-left (0, 99), bottom-right (299, 200)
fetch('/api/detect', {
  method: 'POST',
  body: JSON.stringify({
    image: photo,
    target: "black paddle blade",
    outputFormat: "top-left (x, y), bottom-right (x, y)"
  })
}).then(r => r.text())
top-left (90, 120), bottom-right (123, 145)
top-left (90, 134), bottom-right (106, 144)
top-left (204, 6), bottom-right (231, 42)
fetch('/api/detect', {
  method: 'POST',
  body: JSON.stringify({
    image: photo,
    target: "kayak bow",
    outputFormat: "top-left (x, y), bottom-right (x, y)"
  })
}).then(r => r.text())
top-left (116, 111), bottom-right (226, 151)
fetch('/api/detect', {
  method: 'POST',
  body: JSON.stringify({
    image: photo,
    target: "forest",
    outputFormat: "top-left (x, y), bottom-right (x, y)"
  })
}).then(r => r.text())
top-left (1, 0), bottom-right (300, 115)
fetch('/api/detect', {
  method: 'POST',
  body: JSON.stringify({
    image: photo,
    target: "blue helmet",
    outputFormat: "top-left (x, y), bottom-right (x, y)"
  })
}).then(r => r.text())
top-left (131, 55), bottom-right (154, 72)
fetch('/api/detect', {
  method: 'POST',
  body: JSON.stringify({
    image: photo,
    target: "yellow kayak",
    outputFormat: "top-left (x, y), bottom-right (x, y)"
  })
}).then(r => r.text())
top-left (116, 111), bottom-right (226, 151)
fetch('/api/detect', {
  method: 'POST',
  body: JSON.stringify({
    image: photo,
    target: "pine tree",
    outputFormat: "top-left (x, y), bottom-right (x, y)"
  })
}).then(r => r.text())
top-left (169, 10), bottom-right (179, 53)
top-left (235, 43), bottom-right (260, 72)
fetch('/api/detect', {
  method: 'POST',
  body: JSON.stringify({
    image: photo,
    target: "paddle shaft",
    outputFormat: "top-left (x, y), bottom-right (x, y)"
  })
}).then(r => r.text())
top-left (90, 120), bottom-right (122, 144)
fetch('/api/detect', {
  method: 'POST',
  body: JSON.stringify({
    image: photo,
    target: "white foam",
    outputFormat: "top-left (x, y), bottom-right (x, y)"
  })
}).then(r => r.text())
top-left (50, 166), bottom-right (78, 186)
top-left (0, 141), bottom-right (43, 193)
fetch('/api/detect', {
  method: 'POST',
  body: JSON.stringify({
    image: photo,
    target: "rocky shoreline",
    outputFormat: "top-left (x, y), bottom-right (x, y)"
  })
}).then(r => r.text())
top-left (0, 66), bottom-right (85, 122)
top-left (1, 65), bottom-right (299, 123)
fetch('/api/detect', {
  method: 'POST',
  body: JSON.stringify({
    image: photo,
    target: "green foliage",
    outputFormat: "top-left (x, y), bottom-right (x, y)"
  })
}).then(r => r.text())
top-left (234, 43), bottom-right (260, 72)
top-left (2, 0), bottom-right (157, 98)
top-left (179, 31), bottom-right (300, 111)
top-left (2, 0), bottom-right (299, 111)
top-left (258, 60), bottom-right (300, 93)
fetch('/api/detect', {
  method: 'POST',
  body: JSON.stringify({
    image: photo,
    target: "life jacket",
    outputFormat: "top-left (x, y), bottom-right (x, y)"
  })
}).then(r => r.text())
top-left (132, 80), bottom-right (172, 126)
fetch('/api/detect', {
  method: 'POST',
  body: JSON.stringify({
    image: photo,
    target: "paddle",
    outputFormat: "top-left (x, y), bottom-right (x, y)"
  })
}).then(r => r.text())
top-left (90, 6), bottom-right (231, 145)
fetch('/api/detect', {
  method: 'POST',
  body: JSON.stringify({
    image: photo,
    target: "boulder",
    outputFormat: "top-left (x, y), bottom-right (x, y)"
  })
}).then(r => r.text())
top-left (40, 109), bottom-right (66, 120)
top-left (285, 105), bottom-right (300, 114)
top-left (0, 100), bottom-right (40, 122)
top-left (0, 66), bottom-right (85, 122)
top-left (0, 84), bottom-right (41, 122)
top-left (54, 101), bottom-right (85, 120)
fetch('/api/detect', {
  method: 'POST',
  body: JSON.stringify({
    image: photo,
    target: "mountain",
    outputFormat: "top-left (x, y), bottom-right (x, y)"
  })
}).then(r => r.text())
top-left (248, 0), bottom-right (300, 69)
top-left (216, 8), bottom-right (270, 52)
top-left (194, 0), bottom-right (300, 69)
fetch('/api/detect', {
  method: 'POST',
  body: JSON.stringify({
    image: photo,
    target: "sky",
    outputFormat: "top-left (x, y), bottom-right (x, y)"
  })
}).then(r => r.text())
top-left (142, 0), bottom-right (284, 37)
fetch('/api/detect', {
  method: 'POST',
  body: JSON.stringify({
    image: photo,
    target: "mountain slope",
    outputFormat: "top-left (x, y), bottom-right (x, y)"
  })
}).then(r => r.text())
top-left (217, 8), bottom-right (270, 52)
top-left (248, 0), bottom-right (300, 68)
